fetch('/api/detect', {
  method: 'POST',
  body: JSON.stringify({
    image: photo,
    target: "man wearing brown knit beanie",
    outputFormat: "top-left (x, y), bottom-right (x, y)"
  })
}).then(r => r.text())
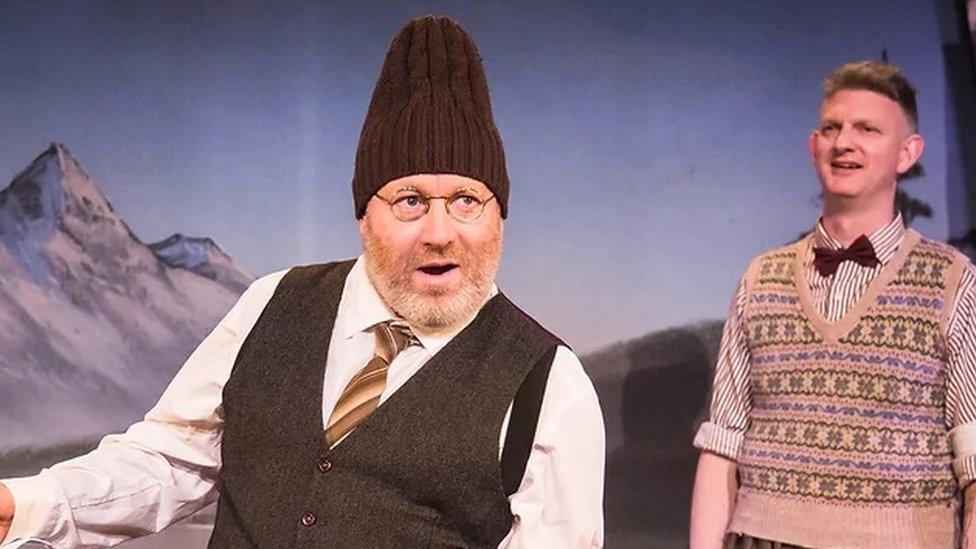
top-left (0, 15), bottom-right (605, 549)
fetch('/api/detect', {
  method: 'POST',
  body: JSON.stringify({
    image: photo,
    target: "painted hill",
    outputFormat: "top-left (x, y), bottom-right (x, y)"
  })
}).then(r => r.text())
top-left (582, 320), bottom-right (724, 549)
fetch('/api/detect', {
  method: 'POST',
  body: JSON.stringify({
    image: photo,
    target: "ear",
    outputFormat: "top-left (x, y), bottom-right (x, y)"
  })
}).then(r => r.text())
top-left (896, 133), bottom-right (924, 175)
top-left (807, 131), bottom-right (819, 165)
top-left (358, 211), bottom-right (369, 238)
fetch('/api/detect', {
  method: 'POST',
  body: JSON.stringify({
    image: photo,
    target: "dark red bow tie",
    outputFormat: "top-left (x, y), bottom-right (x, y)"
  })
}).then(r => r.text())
top-left (812, 234), bottom-right (880, 277)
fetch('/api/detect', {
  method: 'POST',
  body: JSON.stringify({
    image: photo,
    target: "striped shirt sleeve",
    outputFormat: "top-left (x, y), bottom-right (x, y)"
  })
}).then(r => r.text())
top-left (946, 264), bottom-right (976, 487)
top-left (693, 275), bottom-right (752, 461)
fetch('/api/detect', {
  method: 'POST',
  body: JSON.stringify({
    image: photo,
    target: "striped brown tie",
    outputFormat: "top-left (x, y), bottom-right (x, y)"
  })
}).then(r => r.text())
top-left (324, 321), bottom-right (418, 448)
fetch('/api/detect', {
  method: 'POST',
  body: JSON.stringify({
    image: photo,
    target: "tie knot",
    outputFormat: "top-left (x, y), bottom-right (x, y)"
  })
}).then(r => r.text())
top-left (373, 320), bottom-right (419, 364)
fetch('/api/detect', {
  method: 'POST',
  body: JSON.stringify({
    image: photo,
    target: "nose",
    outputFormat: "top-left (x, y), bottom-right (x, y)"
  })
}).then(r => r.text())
top-left (832, 123), bottom-right (855, 152)
top-left (419, 199), bottom-right (457, 247)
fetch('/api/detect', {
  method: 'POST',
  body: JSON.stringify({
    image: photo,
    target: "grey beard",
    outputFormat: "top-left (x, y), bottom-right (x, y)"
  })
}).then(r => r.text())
top-left (361, 229), bottom-right (501, 335)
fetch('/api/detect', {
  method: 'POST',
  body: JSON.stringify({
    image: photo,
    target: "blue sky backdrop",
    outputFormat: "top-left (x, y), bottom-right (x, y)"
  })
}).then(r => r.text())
top-left (0, 1), bottom-right (953, 352)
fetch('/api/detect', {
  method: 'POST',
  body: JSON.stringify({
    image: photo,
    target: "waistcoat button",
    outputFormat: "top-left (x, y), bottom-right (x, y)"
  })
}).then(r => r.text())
top-left (300, 512), bottom-right (316, 527)
top-left (318, 458), bottom-right (332, 473)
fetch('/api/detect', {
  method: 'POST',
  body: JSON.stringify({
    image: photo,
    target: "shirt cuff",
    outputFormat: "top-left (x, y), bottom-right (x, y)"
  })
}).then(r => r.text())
top-left (693, 421), bottom-right (743, 461)
top-left (950, 423), bottom-right (976, 488)
top-left (2, 474), bottom-right (63, 546)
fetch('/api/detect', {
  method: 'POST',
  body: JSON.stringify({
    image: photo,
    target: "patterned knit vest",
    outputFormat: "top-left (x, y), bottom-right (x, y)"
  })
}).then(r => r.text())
top-left (730, 229), bottom-right (969, 548)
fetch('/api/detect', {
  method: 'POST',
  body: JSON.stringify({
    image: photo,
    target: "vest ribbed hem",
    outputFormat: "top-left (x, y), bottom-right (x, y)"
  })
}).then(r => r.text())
top-left (730, 490), bottom-right (958, 549)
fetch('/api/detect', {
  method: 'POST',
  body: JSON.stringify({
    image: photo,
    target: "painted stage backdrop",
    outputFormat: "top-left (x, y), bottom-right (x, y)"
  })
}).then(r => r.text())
top-left (1, 1), bottom-right (974, 547)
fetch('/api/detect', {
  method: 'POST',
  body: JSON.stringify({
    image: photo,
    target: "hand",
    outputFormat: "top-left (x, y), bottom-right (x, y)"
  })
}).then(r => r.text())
top-left (0, 482), bottom-right (13, 542)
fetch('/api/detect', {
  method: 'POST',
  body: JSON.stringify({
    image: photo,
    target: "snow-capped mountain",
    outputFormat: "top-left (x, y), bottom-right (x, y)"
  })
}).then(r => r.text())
top-left (150, 233), bottom-right (252, 294)
top-left (0, 143), bottom-right (253, 452)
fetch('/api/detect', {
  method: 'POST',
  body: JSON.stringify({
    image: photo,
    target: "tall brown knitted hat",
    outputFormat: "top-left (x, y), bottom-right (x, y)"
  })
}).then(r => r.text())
top-left (352, 15), bottom-right (509, 218)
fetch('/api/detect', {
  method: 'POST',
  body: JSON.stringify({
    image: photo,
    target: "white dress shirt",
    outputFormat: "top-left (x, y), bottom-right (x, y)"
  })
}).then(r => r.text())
top-left (2, 257), bottom-right (605, 548)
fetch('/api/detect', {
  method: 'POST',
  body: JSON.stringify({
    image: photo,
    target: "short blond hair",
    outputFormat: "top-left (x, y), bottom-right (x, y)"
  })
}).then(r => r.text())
top-left (823, 61), bottom-right (918, 131)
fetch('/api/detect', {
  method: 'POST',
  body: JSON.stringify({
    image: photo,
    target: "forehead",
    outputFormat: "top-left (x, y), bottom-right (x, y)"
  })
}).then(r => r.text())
top-left (379, 173), bottom-right (491, 195)
top-left (819, 89), bottom-right (909, 126)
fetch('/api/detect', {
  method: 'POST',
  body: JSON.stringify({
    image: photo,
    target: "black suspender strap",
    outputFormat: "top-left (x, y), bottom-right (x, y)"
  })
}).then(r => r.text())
top-left (500, 344), bottom-right (558, 497)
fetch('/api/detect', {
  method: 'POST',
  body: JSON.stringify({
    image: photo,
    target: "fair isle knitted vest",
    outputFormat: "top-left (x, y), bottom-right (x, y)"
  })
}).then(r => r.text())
top-left (730, 229), bottom-right (969, 549)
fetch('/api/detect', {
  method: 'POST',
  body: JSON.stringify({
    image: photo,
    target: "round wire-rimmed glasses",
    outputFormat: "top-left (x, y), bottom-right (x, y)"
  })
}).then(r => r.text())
top-left (373, 191), bottom-right (497, 223)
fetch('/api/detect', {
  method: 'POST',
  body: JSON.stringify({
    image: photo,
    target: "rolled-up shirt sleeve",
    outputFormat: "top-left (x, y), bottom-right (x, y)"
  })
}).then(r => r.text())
top-left (946, 266), bottom-right (976, 487)
top-left (693, 275), bottom-right (752, 461)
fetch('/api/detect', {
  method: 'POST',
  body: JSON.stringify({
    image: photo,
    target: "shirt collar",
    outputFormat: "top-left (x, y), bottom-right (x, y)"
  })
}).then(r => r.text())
top-left (812, 212), bottom-right (906, 265)
top-left (337, 255), bottom-right (498, 355)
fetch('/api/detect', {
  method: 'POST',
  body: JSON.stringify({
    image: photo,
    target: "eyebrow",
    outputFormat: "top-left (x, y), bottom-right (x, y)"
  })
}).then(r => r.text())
top-left (392, 185), bottom-right (482, 195)
top-left (819, 117), bottom-right (882, 127)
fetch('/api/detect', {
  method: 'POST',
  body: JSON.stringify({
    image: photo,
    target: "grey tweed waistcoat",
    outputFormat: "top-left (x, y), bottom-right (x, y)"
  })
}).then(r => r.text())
top-left (208, 260), bottom-right (559, 548)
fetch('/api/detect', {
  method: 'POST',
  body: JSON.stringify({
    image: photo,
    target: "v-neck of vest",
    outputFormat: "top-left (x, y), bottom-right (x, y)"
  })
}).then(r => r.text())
top-left (317, 291), bottom-right (513, 458)
top-left (793, 227), bottom-right (921, 345)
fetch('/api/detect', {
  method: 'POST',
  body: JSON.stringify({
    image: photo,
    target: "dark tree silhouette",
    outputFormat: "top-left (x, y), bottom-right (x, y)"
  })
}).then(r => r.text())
top-left (896, 163), bottom-right (934, 225)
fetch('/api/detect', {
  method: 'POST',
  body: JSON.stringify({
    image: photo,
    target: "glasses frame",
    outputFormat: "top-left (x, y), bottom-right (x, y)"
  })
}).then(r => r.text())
top-left (373, 191), bottom-right (497, 223)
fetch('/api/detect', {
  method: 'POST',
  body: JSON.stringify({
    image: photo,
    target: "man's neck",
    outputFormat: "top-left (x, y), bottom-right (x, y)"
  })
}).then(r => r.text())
top-left (821, 197), bottom-right (897, 247)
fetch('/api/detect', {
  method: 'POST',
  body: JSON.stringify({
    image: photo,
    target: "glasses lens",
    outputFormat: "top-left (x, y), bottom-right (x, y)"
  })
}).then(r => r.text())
top-left (391, 195), bottom-right (428, 221)
top-left (447, 194), bottom-right (485, 222)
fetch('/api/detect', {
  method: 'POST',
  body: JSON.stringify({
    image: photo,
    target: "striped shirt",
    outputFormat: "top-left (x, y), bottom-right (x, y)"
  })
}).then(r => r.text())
top-left (694, 214), bottom-right (976, 485)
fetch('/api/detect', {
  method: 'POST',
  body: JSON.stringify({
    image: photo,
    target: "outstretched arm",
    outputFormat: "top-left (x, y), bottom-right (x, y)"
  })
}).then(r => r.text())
top-left (0, 271), bottom-right (287, 548)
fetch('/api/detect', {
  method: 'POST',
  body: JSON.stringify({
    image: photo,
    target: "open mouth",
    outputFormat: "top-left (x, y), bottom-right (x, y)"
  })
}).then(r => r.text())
top-left (830, 160), bottom-right (863, 170)
top-left (417, 263), bottom-right (459, 276)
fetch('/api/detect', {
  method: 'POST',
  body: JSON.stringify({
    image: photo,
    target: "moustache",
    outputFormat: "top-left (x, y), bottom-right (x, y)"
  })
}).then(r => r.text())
top-left (405, 247), bottom-right (465, 269)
